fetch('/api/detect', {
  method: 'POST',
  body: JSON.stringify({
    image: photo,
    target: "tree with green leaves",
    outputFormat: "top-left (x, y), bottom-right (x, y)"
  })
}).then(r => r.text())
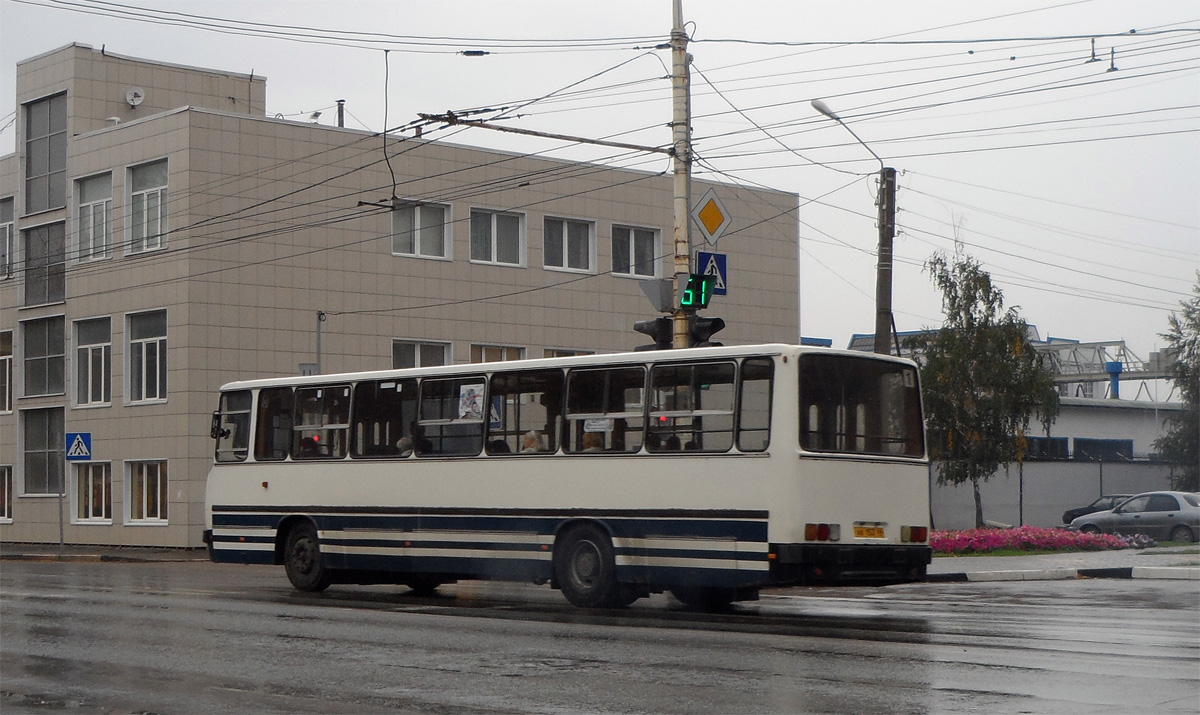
top-left (909, 252), bottom-right (1060, 528)
top-left (1154, 274), bottom-right (1199, 491)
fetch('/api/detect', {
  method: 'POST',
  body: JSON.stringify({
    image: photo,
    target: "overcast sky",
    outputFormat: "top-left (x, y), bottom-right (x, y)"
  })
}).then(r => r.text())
top-left (2, 0), bottom-right (1197, 370)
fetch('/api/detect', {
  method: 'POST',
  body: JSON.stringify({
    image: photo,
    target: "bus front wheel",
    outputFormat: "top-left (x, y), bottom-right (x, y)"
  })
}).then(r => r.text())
top-left (554, 524), bottom-right (626, 609)
top-left (284, 521), bottom-right (331, 592)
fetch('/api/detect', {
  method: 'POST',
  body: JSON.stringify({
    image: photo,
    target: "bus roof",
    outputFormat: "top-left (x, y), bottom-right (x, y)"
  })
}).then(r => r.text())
top-left (215, 343), bottom-right (918, 392)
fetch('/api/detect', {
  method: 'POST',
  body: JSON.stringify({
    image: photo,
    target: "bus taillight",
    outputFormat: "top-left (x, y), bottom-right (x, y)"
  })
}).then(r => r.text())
top-left (805, 523), bottom-right (840, 541)
top-left (901, 526), bottom-right (928, 542)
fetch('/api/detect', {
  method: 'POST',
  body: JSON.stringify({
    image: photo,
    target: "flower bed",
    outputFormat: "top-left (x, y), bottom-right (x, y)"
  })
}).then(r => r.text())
top-left (931, 525), bottom-right (1155, 555)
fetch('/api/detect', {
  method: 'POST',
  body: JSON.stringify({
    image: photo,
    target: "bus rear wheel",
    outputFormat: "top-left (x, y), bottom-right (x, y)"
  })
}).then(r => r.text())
top-left (284, 521), bottom-right (331, 592)
top-left (554, 524), bottom-right (626, 609)
top-left (670, 586), bottom-right (736, 612)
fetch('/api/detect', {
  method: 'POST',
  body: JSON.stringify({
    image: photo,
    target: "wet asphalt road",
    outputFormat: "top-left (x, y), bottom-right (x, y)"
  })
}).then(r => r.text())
top-left (1, 560), bottom-right (1197, 714)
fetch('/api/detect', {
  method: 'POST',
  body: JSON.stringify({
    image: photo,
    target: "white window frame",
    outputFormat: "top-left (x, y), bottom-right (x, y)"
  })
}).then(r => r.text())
top-left (128, 159), bottom-right (168, 254)
top-left (0, 465), bottom-right (12, 523)
top-left (74, 461), bottom-right (112, 524)
top-left (0, 330), bottom-right (11, 413)
top-left (470, 208), bottom-right (524, 266)
top-left (611, 224), bottom-right (660, 278)
top-left (470, 344), bottom-right (525, 363)
top-left (75, 316), bottom-right (112, 407)
top-left (126, 459), bottom-right (168, 524)
top-left (543, 216), bottom-right (595, 273)
top-left (391, 201), bottom-right (451, 259)
top-left (127, 309), bottom-right (167, 404)
top-left (392, 340), bottom-right (451, 369)
top-left (0, 197), bottom-right (13, 280)
top-left (77, 173), bottom-right (113, 261)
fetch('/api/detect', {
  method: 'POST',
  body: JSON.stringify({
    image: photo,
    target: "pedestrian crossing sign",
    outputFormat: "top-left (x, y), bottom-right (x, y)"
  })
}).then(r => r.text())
top-left (66, 432), bottom-right (92, 461)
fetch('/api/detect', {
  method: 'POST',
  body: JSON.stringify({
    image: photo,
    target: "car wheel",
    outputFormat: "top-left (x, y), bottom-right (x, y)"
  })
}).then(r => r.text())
top-left (1079, 525), bottom-right (1100, 535)
top-left (284, 521), bottom-right (331, 592)
top-left (1170, 525), bottom-right (1195, 543)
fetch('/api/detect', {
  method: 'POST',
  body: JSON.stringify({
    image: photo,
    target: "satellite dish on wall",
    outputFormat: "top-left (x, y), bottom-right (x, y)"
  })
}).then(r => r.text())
top-left (126, 87), bottom-right (145, 107)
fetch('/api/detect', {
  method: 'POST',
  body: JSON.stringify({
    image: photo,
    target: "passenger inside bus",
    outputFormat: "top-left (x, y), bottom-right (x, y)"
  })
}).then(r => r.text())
top-left (521, 431), bottom-right (547, 453)
top-left (582, 432), bottom-right (605, 452)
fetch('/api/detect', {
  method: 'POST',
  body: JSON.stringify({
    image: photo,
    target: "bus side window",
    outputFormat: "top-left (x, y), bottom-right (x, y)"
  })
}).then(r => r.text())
top-left (737, 358), bottom-right (773, 452)
top-left (254, 387), bottom-right (294, 461)
top-left (486, 369), bottom-right (563, 455)
top-left (350, 378), bottom-right (417, 458)
top-left (215, 390), bottom-right (252, 462)
top-left (417, 377), bottom-right (486, 457)
top-left (293, 385), bottom-right (351, 459)
top-left (648, 361), bottom-right (736, 453)
top-left (564, 367), bottom-right (645, 453)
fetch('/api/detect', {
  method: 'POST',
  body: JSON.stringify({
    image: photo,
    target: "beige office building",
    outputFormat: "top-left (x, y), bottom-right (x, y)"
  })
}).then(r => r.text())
top-left (0, 44), bottom-right (800, 548)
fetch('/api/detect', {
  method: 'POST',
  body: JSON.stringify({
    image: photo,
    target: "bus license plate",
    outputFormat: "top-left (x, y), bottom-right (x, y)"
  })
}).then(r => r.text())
top-left (854, 525), bottom-right (885, 539)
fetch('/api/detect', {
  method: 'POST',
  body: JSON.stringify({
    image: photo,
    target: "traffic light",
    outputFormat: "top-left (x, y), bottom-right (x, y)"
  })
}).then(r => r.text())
top-left (679, 274), bottom-right (716, 310)
top-left (688, 315), bottom-right (725, 347)
top-left (634, 316), bottom-right (673, 351)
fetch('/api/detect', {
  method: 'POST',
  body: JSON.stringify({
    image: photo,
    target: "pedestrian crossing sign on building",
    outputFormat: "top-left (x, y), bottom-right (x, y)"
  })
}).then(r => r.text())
top-left (66, 432), bottom-right (92, 461)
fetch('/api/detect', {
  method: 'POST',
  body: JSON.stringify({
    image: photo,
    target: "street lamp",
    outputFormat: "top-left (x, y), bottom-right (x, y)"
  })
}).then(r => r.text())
top-left (811, 99), bottom-right (897, 356)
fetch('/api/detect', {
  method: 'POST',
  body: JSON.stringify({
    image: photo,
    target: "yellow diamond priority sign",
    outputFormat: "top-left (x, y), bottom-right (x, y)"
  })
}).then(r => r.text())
top-left (691, 188), bottom-right (731, 245)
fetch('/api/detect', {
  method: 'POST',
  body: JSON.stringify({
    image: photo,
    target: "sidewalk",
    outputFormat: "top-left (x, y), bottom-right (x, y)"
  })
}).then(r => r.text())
top-left (928, 544), bottom-right (1200, 582)
top-left (0, 542), bottom-right (209, 563)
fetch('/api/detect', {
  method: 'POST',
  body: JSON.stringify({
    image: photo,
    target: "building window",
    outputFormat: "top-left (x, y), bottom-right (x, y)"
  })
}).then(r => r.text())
top-left (0, 197), bottom-right (13, 279)
top-left (128, 310), bottom-right (167, 402)
top-left (24, 93), bottom-right (67, 214)
top-left (75, 317), bottom-right (112, 406)
top-left (129, 160), bottom-right (168, 253)
top-left (128, 460), bottom-right (168, 522)
top-left (544, 348), bottom-right (593, 358)
top-left (544, 217), bottom-right (593, 272)
top-left (1073, 438), bottom-right (1134, 462)
top-left (1, 331), bottom-right (11, 412)
top-left (392, 202), bottom-right (448, 258)
top-left (0, 465), bottom-right (12, 521)
top-left (470, 209), bottom-right (522, 265)
top-left (471, 344), bottom-right (525, 363)
top-left (612, 225), bottom-right (658, 277)
top-left (23, 222), bottom-right (66, 305)
top-left (392, 340), bottom-right (449, 369)
top-left (75, 462), bottom-right (112, 522)
top-left (23, 407), bottom-right (65, 495)
top-left (23, 316), bottom-right (65, 396)
top-left (77, 173), bottom-right (113, 261)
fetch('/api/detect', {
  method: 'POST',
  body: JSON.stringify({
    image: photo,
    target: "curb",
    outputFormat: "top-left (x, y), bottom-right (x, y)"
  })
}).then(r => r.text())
top-left (1, 553), bottom-right (208, 564)
top-left (930, 566), bottom-right (1200, 582)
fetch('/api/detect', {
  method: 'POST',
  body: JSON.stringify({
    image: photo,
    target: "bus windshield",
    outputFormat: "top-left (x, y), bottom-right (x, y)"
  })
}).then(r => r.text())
top-left (799, 354), bottom-right (923, 457)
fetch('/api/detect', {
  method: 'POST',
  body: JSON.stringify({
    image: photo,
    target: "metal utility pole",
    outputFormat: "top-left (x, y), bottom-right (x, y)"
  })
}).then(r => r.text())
top-left (874, 167), bottom-right (896, 355)
top-left (670, 0), bottom-right (693, 349)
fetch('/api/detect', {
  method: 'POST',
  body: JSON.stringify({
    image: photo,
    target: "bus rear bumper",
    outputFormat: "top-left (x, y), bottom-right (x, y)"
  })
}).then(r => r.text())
top-left (770, 543), bottom-right (932, 586)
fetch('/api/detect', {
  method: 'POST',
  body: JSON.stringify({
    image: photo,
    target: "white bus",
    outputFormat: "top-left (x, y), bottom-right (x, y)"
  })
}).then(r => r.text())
top-left (206, 344), bottom-right (930, 610)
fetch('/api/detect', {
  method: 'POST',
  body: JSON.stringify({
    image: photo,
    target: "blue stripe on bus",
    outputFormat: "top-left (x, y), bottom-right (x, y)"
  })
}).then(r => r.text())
top-left (212, 507), bottom-right (769, 542)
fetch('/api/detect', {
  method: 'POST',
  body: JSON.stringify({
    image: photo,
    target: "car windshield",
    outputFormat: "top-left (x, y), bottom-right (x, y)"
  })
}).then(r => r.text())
top-left (1183, 494), bottom-right (1199, 508)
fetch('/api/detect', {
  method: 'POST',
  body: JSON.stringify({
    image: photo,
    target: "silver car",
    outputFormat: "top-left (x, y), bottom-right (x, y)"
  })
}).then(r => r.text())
top-left (1068, 491), bottom-right (1200, 543)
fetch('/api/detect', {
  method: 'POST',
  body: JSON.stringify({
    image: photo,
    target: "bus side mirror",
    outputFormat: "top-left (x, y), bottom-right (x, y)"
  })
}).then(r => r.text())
top-left (210, 411), bottom-right (227, 440)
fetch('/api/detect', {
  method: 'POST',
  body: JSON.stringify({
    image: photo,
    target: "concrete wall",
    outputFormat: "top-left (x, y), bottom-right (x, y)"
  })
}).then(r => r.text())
top-left (931, 461), bottom-right (1175, 531)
